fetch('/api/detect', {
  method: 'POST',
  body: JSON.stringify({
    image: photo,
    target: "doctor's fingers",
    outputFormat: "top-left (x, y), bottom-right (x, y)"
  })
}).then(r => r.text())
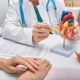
top-left (20, 57), bottom-right (40, 68)
top-left (71, 31), bottom-right (80, 40)
top-left (33, 36), bottom-right (48, 42)
top-left (34, 22), bottom-right (50, 29)
top-left (33, 28), bottom-right (51, 33)
top-left (12, 56), bottom-right (39, 72)
top-left (74, 22), bottom-right (78, 28)
top-left (73, 26), bottom-right (80, 34)
top-left (36, 59), bottom-right (48, 65)
top-left (33, 32), bottom-right (50, 37)
top-left (19, 56), bottom-right (39, 66)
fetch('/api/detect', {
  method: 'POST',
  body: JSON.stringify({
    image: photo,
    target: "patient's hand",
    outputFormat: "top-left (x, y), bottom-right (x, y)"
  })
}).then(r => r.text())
top-left (1, 55), bottom-right (39, 73)
top-left (17, 59), bottom-right (52, 80)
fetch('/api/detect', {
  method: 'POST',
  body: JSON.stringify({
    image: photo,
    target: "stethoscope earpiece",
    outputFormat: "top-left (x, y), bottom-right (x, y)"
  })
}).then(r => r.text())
top-left (46, 0), bottom-right (57, 11)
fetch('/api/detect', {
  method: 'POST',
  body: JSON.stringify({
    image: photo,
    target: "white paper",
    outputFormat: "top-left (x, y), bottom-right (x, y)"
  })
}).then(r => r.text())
top-left (0, 41), bottom-right (48, 58)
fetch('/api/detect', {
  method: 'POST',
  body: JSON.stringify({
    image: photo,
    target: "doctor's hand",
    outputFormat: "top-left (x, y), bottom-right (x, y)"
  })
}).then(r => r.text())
top-left (32, 22), bottom-right (51, 43)
top-left (70, 22), bottom-right (80, 40)
top-left (1, 55), bottom-right (40, 73)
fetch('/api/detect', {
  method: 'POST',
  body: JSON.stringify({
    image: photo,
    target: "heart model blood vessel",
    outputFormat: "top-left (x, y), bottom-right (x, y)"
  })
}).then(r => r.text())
top-left (59, 11), bottom-right (74, 40)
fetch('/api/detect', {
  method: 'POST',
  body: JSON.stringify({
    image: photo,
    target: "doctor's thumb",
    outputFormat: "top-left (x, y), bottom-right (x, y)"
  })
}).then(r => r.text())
top-left (42, 22), bottom-right (48, 24)
top-left (10, 67), bottom-right (27, 73)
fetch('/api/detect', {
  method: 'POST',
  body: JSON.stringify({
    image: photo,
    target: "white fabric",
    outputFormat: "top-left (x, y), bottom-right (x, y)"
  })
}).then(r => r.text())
top-left (2, 0), bottom-right (66, 46)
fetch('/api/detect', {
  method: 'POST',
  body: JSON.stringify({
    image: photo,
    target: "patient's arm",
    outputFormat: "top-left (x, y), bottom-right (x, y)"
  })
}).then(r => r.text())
top-left (0, 58), bottom-right (5, 69)
top-left (17, 59), bottom-right (52, 80)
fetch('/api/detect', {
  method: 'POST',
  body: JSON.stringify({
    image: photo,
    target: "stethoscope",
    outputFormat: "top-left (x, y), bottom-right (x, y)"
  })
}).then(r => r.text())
top-left (19, 0), bottom-right (26, 27)
top-left (19, 0), bottom-right (57, 27)
top-left (46, 0), bottom-right (57, 11)
top-left (46, 0), bottom-right (57, 34)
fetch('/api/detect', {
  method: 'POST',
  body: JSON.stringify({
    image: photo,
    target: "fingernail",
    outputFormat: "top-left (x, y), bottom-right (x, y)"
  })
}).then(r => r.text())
top-left (21, 68), bottom-right (26, 72)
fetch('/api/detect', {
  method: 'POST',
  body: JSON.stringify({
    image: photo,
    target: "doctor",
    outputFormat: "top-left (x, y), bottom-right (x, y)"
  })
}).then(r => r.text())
top-left (2, 0), bottom-right (80, 46)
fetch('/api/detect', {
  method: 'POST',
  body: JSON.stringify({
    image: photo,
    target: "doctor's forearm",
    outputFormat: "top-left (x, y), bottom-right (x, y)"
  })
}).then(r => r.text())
top-left (2, 24), bottom-right (34, 46)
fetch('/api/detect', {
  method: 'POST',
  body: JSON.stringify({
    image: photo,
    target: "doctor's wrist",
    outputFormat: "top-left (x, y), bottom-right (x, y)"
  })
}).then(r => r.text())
top-left (32, 36), bottom-right (35, 43)
top-left (32, 36), bottom-right (38, 45)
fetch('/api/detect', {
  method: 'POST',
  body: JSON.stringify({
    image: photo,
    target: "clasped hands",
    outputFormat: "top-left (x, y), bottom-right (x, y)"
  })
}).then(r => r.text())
top-left (1, 55), bottom-right (51, 80)
top-left (1, 55), bottom-right (51, 74)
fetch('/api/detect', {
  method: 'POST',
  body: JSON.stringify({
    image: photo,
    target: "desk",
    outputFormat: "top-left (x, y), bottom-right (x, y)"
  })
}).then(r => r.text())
top-left (0, 35), bottom-right (80, 80)
top-left (44, 35), bottom-right (80, 68)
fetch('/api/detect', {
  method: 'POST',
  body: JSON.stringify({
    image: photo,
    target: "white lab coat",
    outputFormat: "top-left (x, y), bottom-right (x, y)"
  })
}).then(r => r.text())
top-left (2, 0), bottom-right (66, 46)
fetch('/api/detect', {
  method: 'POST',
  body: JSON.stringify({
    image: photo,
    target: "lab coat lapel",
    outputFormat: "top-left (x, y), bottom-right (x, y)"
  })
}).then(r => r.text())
top-left (25, 1), bottom-right (37, 27)
top-left (23, 0), bottom-right (35, 27)
top-left (24, 1), bottom-right (32, 27)
top-left (37, 0), bottom-right (51, 25)
top-left (29, 2), bottom-right (38, 26)
top-left (22, 0), bottom-right (50, 27)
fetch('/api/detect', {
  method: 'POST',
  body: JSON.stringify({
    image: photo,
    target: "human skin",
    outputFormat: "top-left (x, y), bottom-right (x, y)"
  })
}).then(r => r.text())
top-left (0, 55), bottom-right (40, 73)
top-left (29, 0), bottom-right (51, 43)
top-left (30, 0), bottom-right (80, 42)
top-left (59, 21), bottom-right (80, 40)
top-left (17, 59), bottom-right (52, 80)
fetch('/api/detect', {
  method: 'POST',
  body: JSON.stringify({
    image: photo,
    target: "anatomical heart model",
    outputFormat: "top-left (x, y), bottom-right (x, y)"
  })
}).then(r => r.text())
top-left (50, 11), bottom-right (76, 57)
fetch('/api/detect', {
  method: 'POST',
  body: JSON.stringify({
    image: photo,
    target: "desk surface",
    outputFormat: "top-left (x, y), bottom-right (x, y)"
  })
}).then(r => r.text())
top-left (0, 35), bottom-right (80, 80)
top-left (43, 35), bottom-right (80, 69)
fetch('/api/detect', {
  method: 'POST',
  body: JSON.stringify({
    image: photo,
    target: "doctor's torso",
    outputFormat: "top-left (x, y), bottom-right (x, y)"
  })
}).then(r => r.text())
top-left (12, 0), bottom-right (62, 28)
top-left (8, 0), bottom-right (66, 29)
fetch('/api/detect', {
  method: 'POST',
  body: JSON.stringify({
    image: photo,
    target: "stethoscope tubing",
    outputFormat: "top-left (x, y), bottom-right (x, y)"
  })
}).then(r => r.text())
top-left (19, 0), bottom-right (57, 26)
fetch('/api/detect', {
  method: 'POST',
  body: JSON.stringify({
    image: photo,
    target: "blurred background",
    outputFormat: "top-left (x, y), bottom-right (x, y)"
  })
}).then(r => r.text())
top-left (64, 0), bottom-right (80, 26)
top-left (0, 0), bottom-right (80, 26)
top-left (64, 0), bottom-right (80, 7)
